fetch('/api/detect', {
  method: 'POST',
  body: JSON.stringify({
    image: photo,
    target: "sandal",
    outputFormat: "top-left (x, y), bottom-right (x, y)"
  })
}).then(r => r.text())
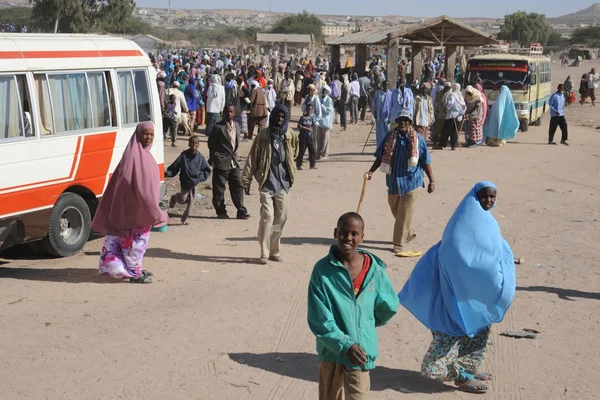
top-left (130, 274), bottom-right (152, 284)
top-left (142, 270), bottom-right (153, 277)
top-left (455, 379), bottom-right (488, 393)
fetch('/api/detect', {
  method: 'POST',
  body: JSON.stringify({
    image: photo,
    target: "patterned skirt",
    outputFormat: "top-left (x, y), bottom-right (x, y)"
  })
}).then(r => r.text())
top-left (99, 227), bottom-right (151, 279)
top-left (234, 112), bottom-right (249, 134)
top-left (421, 327), bottom-right (491, 382)
top-left (468, 118), bottom-right (483, 144)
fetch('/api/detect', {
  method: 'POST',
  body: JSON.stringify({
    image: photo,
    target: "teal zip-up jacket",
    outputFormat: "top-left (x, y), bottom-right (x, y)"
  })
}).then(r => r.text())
top-left (307, 246), bottom-right (399, 371)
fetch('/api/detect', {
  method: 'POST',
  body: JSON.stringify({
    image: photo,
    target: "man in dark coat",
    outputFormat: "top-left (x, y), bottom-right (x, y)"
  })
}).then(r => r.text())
top-left (208, 104), bottom-right (250, 219)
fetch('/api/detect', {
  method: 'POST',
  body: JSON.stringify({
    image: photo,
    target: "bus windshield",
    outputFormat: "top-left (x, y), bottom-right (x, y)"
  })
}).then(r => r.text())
top-left (467, 60), bottom-right (529, 89)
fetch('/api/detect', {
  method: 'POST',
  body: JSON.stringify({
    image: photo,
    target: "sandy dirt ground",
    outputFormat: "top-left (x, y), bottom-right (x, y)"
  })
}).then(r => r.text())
top-left (1, 60), bottom-right (599, 400)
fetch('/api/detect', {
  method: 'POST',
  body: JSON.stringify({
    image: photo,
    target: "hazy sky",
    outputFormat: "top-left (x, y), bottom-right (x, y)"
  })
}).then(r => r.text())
top-left (137, 0), bottom-right (593, 18)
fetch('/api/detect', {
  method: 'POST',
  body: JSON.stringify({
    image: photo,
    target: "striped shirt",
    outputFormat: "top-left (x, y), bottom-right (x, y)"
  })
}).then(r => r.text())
top-left (374, 131), bottom-right (431, 196)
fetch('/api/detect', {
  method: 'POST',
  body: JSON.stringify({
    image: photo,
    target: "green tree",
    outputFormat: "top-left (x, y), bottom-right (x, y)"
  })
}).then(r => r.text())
top-left (497, 12), bottom-right (554, 47)
top-left (571, 26), bottom-right (600, 47)
top-left (29, 0), bottom-right (100, 33)
top-left (98, 0), bottom-right (136, 34)
top-left (546, 30), bottom-right (568, 47)
top-left (1, 7), bottom-right (33, 27)
top-left (29, 0), bottom-right (136, 34)
top-left (270, 10), bottom-right (324, 42)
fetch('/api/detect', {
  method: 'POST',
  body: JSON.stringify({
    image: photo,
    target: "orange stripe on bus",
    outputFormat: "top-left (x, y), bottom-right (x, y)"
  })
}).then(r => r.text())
top-left (0, 132), bottom-right (114, 216)
top-left (0, 136), bottom-right (82, 192)
top-left (0, 50), bottom-right (144, 60)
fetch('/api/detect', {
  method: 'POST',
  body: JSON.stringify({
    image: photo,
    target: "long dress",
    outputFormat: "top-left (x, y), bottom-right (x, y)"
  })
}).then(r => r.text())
top-left (483, 86), bottom-right (519, 147)
top-left (398, 181), bottom-right (516, 381)
top-left (372, 89), bottom-right (392, 147)
top-left (90, 122), bottom-right (168, 281)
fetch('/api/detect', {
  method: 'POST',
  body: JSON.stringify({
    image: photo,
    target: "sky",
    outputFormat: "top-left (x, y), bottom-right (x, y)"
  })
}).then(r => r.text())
top-left (137, 0), bottom-right (595, 18)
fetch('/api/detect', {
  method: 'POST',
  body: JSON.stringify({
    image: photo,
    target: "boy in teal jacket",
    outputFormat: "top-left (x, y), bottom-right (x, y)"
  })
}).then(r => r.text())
top-left (307, 212), bottom-right (398, 399)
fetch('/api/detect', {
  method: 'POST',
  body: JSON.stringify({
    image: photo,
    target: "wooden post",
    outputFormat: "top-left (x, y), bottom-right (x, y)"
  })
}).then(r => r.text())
top-left (386, 37), bottom-right (399, 90)
top-left (355, 44), bottom-right (367, 76)
top-left (411, 44), bottom-right (423, 83)
top-left (445, 45), bottom-right (458, 83)
top-left (330, 45), bottom-right (341, 73)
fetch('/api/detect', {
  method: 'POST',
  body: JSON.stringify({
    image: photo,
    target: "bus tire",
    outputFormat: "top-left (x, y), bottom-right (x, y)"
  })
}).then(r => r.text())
top-left (42, 192), bottom-right (91, 257)
top-left (519, 119), bottom-right (530, 132)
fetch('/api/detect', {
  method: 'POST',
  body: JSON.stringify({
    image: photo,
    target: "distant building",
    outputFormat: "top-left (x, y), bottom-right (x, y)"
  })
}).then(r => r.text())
top-left (322, 25), bottom-right (357, 37)
top-left (131, 34), bottom-right (165, 54)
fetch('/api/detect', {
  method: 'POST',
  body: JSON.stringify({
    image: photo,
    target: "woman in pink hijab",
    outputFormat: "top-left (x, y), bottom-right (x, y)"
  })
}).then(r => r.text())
top-left (91, 122), bottom-right (168, 284)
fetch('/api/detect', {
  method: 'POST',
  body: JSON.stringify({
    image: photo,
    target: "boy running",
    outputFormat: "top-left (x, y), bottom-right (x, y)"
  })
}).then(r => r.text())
top-left (307, 212), bottom-right (398, 399)
top-left (165, 136), bottom-right (211, 224)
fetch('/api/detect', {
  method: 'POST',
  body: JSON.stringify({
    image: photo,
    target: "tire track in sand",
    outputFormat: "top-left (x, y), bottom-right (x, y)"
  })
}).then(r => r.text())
top-left (245, 259), bottom-right (316, 400)
top-left (493, 216), bottom-right (525, 400)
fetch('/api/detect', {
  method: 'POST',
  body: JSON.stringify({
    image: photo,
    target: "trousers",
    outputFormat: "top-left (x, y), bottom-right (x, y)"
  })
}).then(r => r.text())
top-left (212, 168), bottom-right (248, 217)
top-left (170, 186), bottom-right (196, 223)
top-left (388, 190), bottom-right (418, 250)
top-left (258, 190), bottom-right (290, 259)
top-left (549, 116), bottom-right (568, 142)
top-left (297, 134), bottom-right (316, 168)
top-left (317, 126), bottom-right (331, 158)
top-left (318, 362), bottom-right (371, 400)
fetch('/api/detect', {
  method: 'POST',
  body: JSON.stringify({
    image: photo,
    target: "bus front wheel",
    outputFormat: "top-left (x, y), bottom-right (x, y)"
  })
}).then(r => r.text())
top-left (43, 192), bottom-right (91, 257)
top-left (519, 119), bottom-right (529, 132)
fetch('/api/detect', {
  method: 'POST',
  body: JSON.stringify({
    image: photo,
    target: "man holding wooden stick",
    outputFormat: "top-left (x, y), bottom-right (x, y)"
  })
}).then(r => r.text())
top-left (366, 109), bottom-right (435, 255)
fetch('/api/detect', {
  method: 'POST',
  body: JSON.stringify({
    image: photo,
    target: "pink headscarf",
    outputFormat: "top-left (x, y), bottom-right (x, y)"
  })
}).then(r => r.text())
top-left (475, 83), bottom-right (488, 124)
top-left (91, 122), bottom-right (168, 237)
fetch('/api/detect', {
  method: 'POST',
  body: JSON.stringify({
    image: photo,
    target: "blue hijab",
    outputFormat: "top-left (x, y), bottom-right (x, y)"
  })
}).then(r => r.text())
top-left (483, 86), bottom-right (519, 141)
top-left (398, 181), bottom-right (516, 337)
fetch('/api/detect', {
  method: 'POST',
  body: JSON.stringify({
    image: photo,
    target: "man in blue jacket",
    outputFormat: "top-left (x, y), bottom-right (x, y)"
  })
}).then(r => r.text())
top-left (549, 83), bottom-right (569, 146)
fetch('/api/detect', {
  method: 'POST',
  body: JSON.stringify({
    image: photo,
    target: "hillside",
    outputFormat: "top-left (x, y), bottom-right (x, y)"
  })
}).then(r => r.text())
top-left (550, 3), bottom-right (600, 24)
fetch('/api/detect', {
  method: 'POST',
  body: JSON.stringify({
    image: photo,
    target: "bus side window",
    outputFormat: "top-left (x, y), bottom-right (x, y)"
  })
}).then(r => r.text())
top-left (529, 64), bottom-right (537, 85)
top-left (45, 73), bottom-right (94, 133)
top-left (133, 70), bottom-right (151, 123)
top-left (117, 69), bottom-right (152, 126)
top-left (87, 71), bottom-right (112, 128)
top-left (104, 71), bottom-right (117, 127)
top-left (34, 74), bottom-right (55, 135)
top-left (0, 74), bottom-right (33, 140)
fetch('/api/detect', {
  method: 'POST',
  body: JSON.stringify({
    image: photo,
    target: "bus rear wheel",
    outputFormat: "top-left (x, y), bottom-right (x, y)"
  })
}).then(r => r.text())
top-left (42, 192), bottom-right (91, 257)
top-left (519, 119), bottom-right (530, 132)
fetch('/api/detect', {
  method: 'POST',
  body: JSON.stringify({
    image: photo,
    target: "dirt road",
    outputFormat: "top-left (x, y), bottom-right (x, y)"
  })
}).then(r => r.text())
top-left (1, 61), bottom-right (599, 400)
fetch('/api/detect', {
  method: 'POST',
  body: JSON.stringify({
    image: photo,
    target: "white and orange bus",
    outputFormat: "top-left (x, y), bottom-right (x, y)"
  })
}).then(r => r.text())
top-left (0, 34), bottom-right (165, 256)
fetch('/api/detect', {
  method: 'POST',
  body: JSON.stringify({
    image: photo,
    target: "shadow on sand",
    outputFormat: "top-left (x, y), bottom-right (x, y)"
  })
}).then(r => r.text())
top-left (228, 352), bottom-right (452, 394)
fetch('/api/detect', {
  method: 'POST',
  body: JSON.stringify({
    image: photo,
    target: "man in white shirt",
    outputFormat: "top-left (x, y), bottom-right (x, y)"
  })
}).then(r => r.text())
top-left (167, 81), bottom-right (189, 141)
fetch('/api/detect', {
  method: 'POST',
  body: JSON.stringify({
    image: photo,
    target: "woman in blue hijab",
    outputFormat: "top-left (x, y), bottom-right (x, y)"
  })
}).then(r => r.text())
top-left (483, 85), bottom-right (519, 147)
top-left (398, 181), bottom-right (516, 394)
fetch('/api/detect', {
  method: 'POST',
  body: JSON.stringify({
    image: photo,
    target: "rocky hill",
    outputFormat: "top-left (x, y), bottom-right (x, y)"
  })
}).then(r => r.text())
top-left (550, 3), bottom-right (600, 24)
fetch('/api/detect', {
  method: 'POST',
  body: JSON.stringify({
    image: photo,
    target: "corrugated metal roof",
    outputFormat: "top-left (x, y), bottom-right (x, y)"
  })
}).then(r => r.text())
top-left (325, 26), bottom-right (395, 45)
top-left (256, 33), bottom-right (314, 43)
top-left (326, 16), bottom-right (498, 46)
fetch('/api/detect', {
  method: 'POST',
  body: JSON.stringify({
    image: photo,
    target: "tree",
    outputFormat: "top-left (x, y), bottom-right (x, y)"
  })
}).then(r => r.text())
top-left (546, 30), bottom-right (568, 47)
top-left (497, 12), bottom-right (554, 47)
top-left (270, 10), bottom-right (324, 42)
top-left (98, 0), bottom-right (136, 34)
top-left (29, 0), bottom-right (99, 33)
top-left (29, 0), bottom-right (136, 34)
top-left (1, 7), bottom-right (33, 27)
top-left (571, 26), bottom-right (600, 47)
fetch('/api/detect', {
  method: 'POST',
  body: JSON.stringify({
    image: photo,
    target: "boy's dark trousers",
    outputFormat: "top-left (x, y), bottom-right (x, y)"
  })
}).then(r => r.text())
top-left (163, 116), bottom-right (178, 144)
top-left (211, 167), bottom-right (248, 217)
top-left (439, 118), bottom-right (459, 149)
top-left (549, 115), bottom-right (568, 142)
top-left (297, 133), bottom-right (316, 168)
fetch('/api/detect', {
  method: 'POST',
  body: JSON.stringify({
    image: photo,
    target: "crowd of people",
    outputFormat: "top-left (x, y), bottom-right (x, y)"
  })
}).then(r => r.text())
top-left (88, 47), bottom-right (531, 398)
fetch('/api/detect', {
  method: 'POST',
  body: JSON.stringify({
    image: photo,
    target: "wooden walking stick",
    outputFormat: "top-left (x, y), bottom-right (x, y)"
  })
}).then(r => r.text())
top-left (361, 122), bottom-right (376, 154)
top-left (357, 172), bottom-right (369, 213)
top-left (454, 116), bottom-right (466, 151)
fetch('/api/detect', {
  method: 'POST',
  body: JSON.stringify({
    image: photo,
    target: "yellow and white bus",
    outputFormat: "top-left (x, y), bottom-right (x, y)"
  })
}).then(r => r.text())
top-left (465, 44), bottom-right (552, 132)
top-left (0, 34), bottom-right (165, 256)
